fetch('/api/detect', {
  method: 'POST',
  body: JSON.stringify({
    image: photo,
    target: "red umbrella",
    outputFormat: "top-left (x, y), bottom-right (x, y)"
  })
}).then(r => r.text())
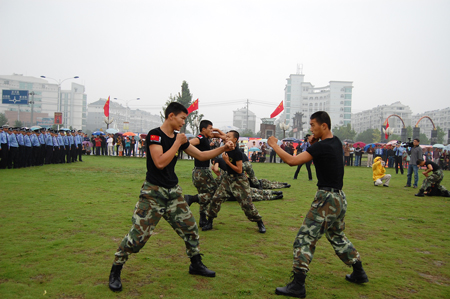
top-left (353, 141), bottom-right (366, 148)
top-left (123, 132), bottom-right (137, 137)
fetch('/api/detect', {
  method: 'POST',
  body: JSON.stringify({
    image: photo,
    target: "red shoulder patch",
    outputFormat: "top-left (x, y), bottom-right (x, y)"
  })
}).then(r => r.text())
top-left (150, 135), bottom-right (161, 142)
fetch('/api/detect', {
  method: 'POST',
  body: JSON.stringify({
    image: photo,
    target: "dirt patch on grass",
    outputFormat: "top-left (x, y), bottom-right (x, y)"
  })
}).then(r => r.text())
top-left (418, 272), bottom-right (450, 286)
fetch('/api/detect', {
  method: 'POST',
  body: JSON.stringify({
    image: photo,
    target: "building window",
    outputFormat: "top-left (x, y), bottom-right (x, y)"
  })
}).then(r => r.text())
top-left (4, 80), bottom-right (9, 84)
top-left (287, 86), bottom-right (291, 92)
top-left (344, 101), bottom-right (351, 106)
top-left (344, 114), bottom-right (351, 119)
top-left (345, 94), bottom-right (352, 99)
top-left (344, 107), bottom-right (351, 112)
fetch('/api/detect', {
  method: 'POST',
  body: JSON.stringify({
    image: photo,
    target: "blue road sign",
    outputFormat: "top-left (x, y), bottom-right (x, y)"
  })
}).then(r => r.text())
top-left (2, 90), bottom-right (29, 105)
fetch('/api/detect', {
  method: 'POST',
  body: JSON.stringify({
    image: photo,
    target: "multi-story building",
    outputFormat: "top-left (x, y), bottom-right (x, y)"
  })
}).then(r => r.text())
top-left (0, 74), bottom-right (87, 130)
top-left (86, 99), bottom-right (161, 133)
top-left (412, 107), bottom-right (450, 140)
top-left (351, 101), bottom-right (413, 136)
top-left (284, 72), bottom-right (353, 139)
top-left (233, 107), bottom-right (256, 133)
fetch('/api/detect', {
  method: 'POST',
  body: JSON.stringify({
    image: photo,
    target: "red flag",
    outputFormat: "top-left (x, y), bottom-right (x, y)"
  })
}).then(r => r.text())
top-left (385, 120), bottom-right (389, 139)
top-left (104, 96), bottom-right (110, 117)
top-left (270, 101), bottom-right (284, 118)
top-left (187, 99), bottom-right (199, 115)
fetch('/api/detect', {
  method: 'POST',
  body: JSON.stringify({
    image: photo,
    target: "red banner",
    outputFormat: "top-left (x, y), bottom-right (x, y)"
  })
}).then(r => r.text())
top-left (187, 99), bottom-right (199, 115)
top-left (54, 112), bottom-right (63, 125)
top-left (104, 96), bottom-right (110, 117)
top-left (270, 101), bottom-right (284, 118)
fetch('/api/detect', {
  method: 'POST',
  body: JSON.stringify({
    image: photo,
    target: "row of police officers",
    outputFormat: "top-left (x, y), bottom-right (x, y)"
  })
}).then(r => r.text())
top-left (0, 125), bottom-right (85, 169)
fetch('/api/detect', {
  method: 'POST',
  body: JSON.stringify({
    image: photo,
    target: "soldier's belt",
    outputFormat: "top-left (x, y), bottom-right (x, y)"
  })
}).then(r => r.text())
top-left (318, 187), bottom-right (342, 193)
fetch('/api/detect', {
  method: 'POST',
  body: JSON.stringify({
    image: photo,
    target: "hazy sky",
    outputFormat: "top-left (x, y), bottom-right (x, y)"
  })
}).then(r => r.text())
top-left (1, 0), bottom-right (449, 127)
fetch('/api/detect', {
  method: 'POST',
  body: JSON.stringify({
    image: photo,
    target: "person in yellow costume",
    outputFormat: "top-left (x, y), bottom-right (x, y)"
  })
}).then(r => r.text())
top-left (372, 156), bottom-right (391, 187)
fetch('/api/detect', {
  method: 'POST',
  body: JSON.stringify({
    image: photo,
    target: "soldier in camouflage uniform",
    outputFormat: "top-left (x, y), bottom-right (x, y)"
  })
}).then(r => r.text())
top-left (269, 111), bottom-right (368, 298)
top-left (189, 120), bottom-right (226, 227)
top-left (415, 158), bottom-right (450, 197)
top-left (242, 155), bottom-right (291, 189)
top-left (202, 131), bottom-right (266, 233)
top-left (109, 103), bottom-right (235, 292)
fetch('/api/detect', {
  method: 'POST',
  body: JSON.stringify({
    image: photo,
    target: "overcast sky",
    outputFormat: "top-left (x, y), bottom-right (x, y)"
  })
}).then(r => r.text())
top-left (1, 0), bottom-right (449, 127)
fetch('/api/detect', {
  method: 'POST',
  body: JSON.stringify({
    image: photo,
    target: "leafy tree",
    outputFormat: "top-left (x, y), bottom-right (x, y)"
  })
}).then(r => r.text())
top-left (160, 82), bottom-right (203, 134)
top-left (332, 124), bottom-right (356, 141)
top-left (418, 133), bottom-right (429, 145)
top-left (372, 128), bottom-right (381, 143)
top-left (0, 113), bottom-right (8, 126)
top-left (436, 126), bottom-right (446, 144)
top-left (240, 128), bottom-right (254, 137)
top-left (14, 120), bottom-right (23, 127)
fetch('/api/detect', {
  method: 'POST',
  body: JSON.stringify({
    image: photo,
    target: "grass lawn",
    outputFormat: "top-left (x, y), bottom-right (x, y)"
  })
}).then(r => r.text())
top-left (0, 155), bottom-right (449, 299)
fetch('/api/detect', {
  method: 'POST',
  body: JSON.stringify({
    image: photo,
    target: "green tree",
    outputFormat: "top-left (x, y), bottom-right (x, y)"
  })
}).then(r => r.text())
top-left (14, 120), bottom-right (23, 127)
top-left (372, 128), bottom-right (381, 143)
top-left (419, 133), bottom-right (429, 145)
top-left (436, 126), bottom-right (446, 144)
top-left (332, 124), bottom-right (356, 141)
top-left (0, 113), bottom-right (8, 126)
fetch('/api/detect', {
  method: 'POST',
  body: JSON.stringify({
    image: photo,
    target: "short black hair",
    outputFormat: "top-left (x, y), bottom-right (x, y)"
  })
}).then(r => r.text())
top-left (417, 158), bottom-right (424, 165)
top-left (200, 120), bottom-right (213, 131)
top-left (165, 102), bottom-right (188, 119)
top-left (228, 130), bottom-right (239, 140)
top-left (310, 111), bottom-right (331, 130)
top-left (414, 138), bottom-right (420, 143)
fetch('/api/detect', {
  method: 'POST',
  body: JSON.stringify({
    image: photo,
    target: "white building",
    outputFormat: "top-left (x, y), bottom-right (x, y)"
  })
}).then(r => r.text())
top-left (412, 107), bottom-right (450, 140)
top-left (351, 101), bottom-right (413, 136)
top-left (233, 107), bottom-right (256, 133)
top-left (87, 99), bottom-right (161, 133)
top-left (284, 72), bottom-right (353, 138)
top-left (0, 74), bottom-right (87, 130)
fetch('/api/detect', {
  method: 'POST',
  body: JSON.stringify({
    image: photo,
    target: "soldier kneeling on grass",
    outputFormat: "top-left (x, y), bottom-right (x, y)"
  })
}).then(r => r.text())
top-left (415, 159), bottom-right (450, 197)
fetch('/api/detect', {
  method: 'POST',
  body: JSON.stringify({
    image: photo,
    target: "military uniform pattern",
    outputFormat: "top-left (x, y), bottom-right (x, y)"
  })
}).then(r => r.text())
top-left (207, 174), bottom-right (262, 222)
top-left (420, 169), bottom-right (446, 191)
top-left (114, 181), bottom-right (200, 265)
top-left (251, 188), bottom-right (274, 201)
top-left (192, 168), bottom-right (218, 213)
top-left (243, 161), bottom-right (260, 186)
top-left (260, 179), bottom-right (287, 189)
top-left (292, 190), bottom-right (360, 273)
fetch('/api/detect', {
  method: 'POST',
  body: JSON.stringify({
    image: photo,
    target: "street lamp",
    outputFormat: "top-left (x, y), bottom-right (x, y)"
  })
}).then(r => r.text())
top-left (113, 97), bottom-right (140, 122)
top-left (29, 91), bottom-right (36, 126)
top-left (280, 121), bottom-right (290, 139)
top-left (40, 75), bottom-right (79, 126)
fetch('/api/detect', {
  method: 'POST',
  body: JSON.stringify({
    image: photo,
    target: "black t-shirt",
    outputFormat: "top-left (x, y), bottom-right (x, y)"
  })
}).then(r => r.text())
top-left (306, 136), bottom-right (344, 190)
top-left (194, 134), bottom-right (211, 167)
top-left (241, 151), bottom-right (249, 162)
top-left (225, 147), bottom-right (243, 175)
top-left (425, 161), bottom-right (440, 172)
top-left (145, 127), bottom-right (190, 189)
top-left (215, 157), bottom-right (227, 171)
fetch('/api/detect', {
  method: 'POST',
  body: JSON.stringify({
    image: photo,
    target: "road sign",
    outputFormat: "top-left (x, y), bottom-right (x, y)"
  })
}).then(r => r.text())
top-left (2, 90), bottom-right (29, 105)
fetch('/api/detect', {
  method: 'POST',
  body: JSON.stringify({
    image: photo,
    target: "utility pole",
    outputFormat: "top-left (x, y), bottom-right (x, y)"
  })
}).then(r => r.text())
top-left (246, 99), bottom-right (249, 132)
top-left (29, 91), bottom-right (36, 126)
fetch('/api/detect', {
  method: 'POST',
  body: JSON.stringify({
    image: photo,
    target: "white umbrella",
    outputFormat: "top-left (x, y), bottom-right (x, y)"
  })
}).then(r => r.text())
top-left (432, 144), bottom-right (444, 149)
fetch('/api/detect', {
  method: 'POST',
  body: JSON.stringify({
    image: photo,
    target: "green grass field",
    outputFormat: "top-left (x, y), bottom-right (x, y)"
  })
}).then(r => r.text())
top-left (0, 156), bottom-right (449, 299)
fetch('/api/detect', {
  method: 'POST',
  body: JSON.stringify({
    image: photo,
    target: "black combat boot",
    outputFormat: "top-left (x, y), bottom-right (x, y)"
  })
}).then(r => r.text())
top-left (415, 189), bottom-right (425, 197)
top-left (273, 194), bottom-right (284, 200)
top-left (273, 191), bottom-right (283, 195)
top-left (275, 271), bottom-right (306, 298)
top-left (257, 220), bottom-right (266, 233)
top-left (108, 264), bottom-right (123, 292)
top-left (345, 261), bottom-right (369, 284)
top-left (202, 217), bottom-right (213, 231)
top-left (184, 194), bottom-right (199, 206)
top-left (189, 254), bottom-right (216, 277)
top-left (199, 212), bottom-right (207, 228)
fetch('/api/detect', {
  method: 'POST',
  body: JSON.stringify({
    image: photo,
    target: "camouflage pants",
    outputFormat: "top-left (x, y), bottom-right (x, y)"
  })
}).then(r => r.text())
top-left (114, 181), bottom-right (200, 265)
top-left (192, 167), bottom-right (218, 213)
top-left (420, 170), bottom-right (448, 193)
top-left (207, 174), bottom-right (262, 222)
top-left (243, 161), bottom-right (260, 186)
top-left (292, 190), bottom-right (360, 273)
top-left (260, 179), bottom-right (286, 189)
top-left (251, 188), bottom-right (274, 201)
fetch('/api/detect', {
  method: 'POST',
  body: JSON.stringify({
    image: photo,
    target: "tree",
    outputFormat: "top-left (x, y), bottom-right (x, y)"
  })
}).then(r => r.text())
top-left (372, 128), bottom-right (381, 143)
top-left (332, 124), bottom-right (356, 141)
top-left (436, 126), bottom-right (446, 144)
top-left (160, 81), bottom-right (203, 134)
top-left (0, 113), bottom-right (8, 126)
top-left (418, 133), bottom-right (429, 145)
top-left (14, 120), bottom-right (23, 127)
top-left (355, 128), bottom-right (378, 144)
